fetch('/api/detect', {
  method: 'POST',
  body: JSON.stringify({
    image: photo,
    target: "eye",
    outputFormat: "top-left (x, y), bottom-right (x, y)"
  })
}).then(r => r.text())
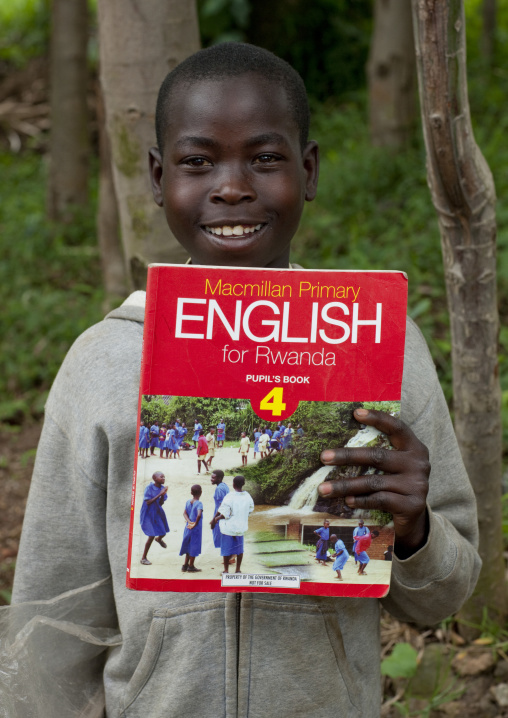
top-left (181, 156), bottom-right (213, 167)
top-left (254, 153), bottom-right (282, 165)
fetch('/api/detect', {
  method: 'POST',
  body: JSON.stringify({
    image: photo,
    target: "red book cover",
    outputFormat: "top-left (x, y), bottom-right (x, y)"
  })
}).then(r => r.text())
top-left (127, 264), bottom-right (407, 598)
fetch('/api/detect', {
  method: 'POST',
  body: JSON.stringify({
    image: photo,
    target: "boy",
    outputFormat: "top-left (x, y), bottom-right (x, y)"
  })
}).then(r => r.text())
top-left (196, 429), bottom-right (209, 474)
top-left (10, 43), bottom-right (480, 718)
top-left (210, 469), bottom-right (229, 551)
top-left (205, 426), bottom-right (216, 469)
top-left (238, 431), bottom-right (250, 466)
top-left (211, 475), bottom-right (254, 574)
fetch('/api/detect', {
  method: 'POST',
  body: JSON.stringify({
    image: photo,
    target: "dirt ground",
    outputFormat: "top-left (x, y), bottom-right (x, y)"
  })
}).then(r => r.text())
top-left (2, 419), bottom-right (508, 717)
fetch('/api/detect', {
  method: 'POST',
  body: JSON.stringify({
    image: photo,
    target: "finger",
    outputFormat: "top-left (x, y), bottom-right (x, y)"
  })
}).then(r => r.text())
top-left (318, 473), bottom-right (409, 498)
top-left (343, 491), bottom-right (427, 520)
top-left (351, 408), bottom-right (422, 452)
top-left (340, 491), bottom-right (398, 513)
top-left (320, 445), bottom-right (403, 472)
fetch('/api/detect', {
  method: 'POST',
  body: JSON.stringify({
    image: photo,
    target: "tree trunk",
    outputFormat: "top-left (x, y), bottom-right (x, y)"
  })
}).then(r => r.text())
top-left (482, 0), bottom-right (497, 65)
top-left (367, 0), bottom-right (417, 148)
top-left (47, 0), bottom-right (90, 221)
top-left (96, 80), bottom-right (129, 306)
top-left (412, 0), bottom-right (506, 626)
top-left (97, 0), bottom-right (200, 290)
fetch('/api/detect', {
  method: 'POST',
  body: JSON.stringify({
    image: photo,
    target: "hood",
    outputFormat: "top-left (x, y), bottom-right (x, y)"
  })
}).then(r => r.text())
top-left (104, 290), bottom-right (146, 324)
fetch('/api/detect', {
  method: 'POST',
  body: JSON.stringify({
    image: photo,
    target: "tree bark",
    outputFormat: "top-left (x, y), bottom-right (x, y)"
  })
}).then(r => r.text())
top-left (412, 0), bottom-right (506, 626)
top-left (97, 0), bottom-right (200, 290)
top-left (96, 80), bottom-right (129, 305)
top-left (47, 0), bottom-right (90, 221)
top-left (367, 0), bottom-right (417, 148)
top-left (482, 0), bottom-right (497, 65)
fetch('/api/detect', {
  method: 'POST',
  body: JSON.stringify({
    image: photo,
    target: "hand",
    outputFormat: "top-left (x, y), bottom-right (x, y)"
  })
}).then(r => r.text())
top-left (318, 408), bottom-right (430, 559)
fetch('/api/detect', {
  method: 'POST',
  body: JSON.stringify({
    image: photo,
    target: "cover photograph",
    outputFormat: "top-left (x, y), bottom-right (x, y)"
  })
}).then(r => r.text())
top-left (126, 264), bottom-right (408, 598)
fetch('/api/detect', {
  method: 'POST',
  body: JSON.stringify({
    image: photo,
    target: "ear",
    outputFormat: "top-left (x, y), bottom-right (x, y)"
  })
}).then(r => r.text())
top-left (148, 147), bottom-right (164, 207)
top-left (302, 140), bottom-right (319, 202)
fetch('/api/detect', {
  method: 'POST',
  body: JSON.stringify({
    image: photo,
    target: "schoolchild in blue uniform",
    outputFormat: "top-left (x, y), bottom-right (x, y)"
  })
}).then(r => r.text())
top-left (268, 429), bottom-right (282, 455)
top-left (158, 424), bottom-right (167, 455)
top-left (180, 484), bottom-right (203, 572)
top-left (353, 519), bottom-right (370, 567)
top-left (216, 420), bottom-right (226, 448)
top-left (330, 533), bottom-right (349, 580)
top-left (149, 421), bottom-right (159, 456)
top-left (192, 419), bottom-right (202, 448)
top-left (357, 529), bottom-right (379, 576)
top-left (177, 422), bottom-right (187, 448)
top-left (253, 427), bottom-right (261, 459)
top-left (210, 469), bottom-right (229, 550)
top-left (140, 471), bottom-right (169, 565)
top-left (163, 424), bottom-right (177, 459)
top-left (138, 421), bottom-right (149, 459)
top-left (314, 519), bottom-right (330, 565)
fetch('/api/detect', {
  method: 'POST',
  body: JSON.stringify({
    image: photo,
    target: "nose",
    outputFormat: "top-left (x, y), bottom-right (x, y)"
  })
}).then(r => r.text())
top-left (210, 165), bottom-right (256, 204)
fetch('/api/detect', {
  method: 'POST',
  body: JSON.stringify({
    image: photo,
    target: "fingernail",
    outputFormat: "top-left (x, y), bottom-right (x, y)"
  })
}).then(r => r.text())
top-left (321, 450), bottom-right (334, 463)
top-left (319, 483), bottom-right (332, 496)
top-left (345, 496), bottom-right (356, 507)
top-left (355, 408), bottom-right (368, 418)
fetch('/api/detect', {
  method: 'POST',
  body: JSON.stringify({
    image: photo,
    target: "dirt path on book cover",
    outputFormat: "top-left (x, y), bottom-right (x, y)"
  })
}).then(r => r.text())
top-left (3, 422), bottom-right (508, 717)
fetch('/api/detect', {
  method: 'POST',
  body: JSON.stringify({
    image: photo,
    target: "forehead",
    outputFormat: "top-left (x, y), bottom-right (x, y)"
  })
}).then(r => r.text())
top-left (165, 74), bottom-right (299, 148)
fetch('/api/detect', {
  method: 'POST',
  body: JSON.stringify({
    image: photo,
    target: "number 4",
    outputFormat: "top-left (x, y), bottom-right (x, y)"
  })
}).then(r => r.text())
top-left (259, 387), bottom-right (286, 416)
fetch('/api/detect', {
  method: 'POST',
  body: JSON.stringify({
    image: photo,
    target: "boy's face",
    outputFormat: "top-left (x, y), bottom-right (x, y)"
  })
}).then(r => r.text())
top-left (150, 74), bottom-right (319, 268)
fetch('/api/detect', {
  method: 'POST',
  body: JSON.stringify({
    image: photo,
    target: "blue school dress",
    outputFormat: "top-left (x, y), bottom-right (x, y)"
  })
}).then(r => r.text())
top-left (140, 483), bottom-right (169, 537)
top-left (149, 425), bottom-right (159, 448)
top-left (332, 539), bottom-right (349, 571)
top-left (266, 428), bottom-right (273, 438)
top-left (217, 422), bottom-right (226, 442)
top-left (212, 482), bottom-right (230, 548)
top-left (315, 526), bottom-right (330, 560)
top-left (254, 431), bottom-right (261, 452)
top-left (192, 423), bottom-right (202, 442)
top-left (138, 425), bottom-right (149, 449)
top-left (179, 499), bottom-right (203, 557)
top-left (177, 426), bottom-right (187, 447)
top-left (158, 429), bottom-right (166, 449)
top-left (166, 428), bottom-right (179, 452)
top-left (353, 526), bottom-right (370, 561)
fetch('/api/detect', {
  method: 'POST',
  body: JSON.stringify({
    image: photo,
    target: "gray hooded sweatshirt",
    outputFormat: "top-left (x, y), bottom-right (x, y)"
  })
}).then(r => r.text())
top-left (5, 292), bottom-right (481, 718)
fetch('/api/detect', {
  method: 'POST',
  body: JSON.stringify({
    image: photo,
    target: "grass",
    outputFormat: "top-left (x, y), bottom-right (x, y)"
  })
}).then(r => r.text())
top-left (0, 151), bottom-right (106, 421)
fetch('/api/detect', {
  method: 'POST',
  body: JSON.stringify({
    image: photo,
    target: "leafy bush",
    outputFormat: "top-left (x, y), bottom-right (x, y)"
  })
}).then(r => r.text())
top-left (0, 152), bottom-right (105, 419)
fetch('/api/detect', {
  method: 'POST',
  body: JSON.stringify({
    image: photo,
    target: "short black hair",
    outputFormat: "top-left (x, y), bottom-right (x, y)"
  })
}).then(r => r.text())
top-left (233, 475), bottom-right (246, 490)
top-left (155, 42), bottom-right (310, 154)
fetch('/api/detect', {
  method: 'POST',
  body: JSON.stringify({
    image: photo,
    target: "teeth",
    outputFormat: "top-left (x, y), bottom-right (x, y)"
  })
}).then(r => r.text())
top-left (204, 224), bottom-right (263, 237)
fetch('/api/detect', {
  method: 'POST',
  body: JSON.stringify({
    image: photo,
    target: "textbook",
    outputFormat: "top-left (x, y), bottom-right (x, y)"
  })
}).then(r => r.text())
top-left (126, 264), bottom-right (407, 598)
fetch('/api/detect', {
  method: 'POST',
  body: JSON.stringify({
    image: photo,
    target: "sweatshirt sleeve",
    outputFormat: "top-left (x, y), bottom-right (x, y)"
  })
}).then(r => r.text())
top-left (7, 312), bottom-right (144, 716)
top-left (381, 318), bottom-right (482, 625)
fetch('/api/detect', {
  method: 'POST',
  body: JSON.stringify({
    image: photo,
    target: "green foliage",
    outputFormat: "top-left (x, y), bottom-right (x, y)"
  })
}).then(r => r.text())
top-left (0, 151), bottom-right (106, 418)
top-left (381, 642), bottom-right (418, 679)
top-left (198, 0), bottom-right (372, 102)
top-left (141, 396), bottom-right (257, 438)
top-left (0, 0), bottom-right (50, 65)
top-left (198, 0), bottom-right (250, 45)
top-left (239, 401), bottom-right (360, 504)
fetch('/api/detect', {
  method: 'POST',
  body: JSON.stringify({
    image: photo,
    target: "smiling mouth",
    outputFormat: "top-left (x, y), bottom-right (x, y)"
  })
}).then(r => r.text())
top-left (203, 223), bottom-right (265, 238)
